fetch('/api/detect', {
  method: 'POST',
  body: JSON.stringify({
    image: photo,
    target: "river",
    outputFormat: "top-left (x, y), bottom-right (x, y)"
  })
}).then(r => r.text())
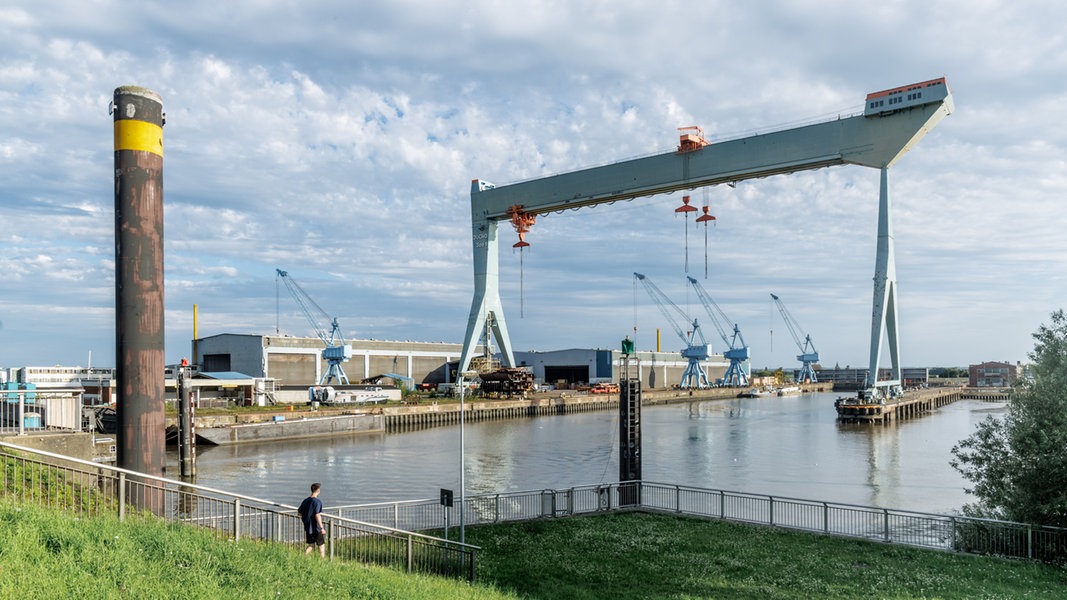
top-left (174, 392), bottom-right (1005, 515)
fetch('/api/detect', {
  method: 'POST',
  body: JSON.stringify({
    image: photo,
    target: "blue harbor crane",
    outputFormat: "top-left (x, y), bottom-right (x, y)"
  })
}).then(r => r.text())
top-left (687, 277), bottom-right (750, 387)
top-left (276, 269), bottom-right (353, 385)
top-left (770, 293), bottom-right (819, 384)
top-left (634, 273), bottom-right (710, 389)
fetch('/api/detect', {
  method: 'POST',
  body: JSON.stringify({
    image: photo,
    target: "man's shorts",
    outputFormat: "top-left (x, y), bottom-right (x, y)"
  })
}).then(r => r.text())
top-left (306, 531), bottom-right (325, 546)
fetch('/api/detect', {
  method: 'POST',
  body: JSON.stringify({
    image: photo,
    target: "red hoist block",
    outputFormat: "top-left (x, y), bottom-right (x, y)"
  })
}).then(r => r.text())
top-left (696, 205), bottom-right (716, 223)
top-left (675, 195), bottom-right (697, 214)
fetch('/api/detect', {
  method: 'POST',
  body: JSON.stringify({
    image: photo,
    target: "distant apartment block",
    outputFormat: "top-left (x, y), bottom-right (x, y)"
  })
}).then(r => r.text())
top-left (968, 361), bottom-right (1021, 387)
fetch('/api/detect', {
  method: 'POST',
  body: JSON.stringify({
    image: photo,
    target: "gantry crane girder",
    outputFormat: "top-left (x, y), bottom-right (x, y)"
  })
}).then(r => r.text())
top-left (687, 276), bottom-right (749, 387)
top-left (634, 272), bottom-right (710, 389)
top-left (458, 81), bottom-right (953, 381)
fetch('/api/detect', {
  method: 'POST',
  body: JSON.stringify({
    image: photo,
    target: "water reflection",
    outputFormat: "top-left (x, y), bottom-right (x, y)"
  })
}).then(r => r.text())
top-left (176, 392), bottom-right (1005, 514)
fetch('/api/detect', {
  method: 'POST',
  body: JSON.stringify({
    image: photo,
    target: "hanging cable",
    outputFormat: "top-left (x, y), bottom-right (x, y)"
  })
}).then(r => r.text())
top-left (675, 195), bottom-right (696, 273)
top-left (633, 276), bottom-right (639, 351)
top-left (519, 248), bottom-right (525, 317)
top-left (769, 295), bottom-right (774, 353)
top-left (508, 205), bottom-right (537, 318)
top-left (696, 189), bottom-right (716, 279)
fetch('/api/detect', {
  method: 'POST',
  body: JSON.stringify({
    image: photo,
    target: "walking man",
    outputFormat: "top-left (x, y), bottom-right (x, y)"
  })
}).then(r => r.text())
top-left (298, 482), bottom-right (326, 557)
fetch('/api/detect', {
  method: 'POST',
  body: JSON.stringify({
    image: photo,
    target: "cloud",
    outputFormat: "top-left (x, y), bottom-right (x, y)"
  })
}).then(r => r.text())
top-left (1, 1), bottom-right (1065, 370)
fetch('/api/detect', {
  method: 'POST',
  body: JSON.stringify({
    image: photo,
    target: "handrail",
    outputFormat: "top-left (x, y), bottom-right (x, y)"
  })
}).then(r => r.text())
top-left (0, 440), bottom-right (478, 552)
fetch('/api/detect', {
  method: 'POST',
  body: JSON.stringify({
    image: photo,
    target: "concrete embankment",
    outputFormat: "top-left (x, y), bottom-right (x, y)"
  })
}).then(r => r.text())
top-left (171, 382), bottom-right (834, 443)
top-left (835, 387), bottom-right (966, 424)
top-left (384, 382), bottom-right (831, 432)
top-left (192, 413), bottom-right (383, 445)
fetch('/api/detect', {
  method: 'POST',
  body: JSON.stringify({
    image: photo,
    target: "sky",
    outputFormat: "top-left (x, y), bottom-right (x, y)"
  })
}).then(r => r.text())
top-left (1, 0), bottom-right (1065, 372)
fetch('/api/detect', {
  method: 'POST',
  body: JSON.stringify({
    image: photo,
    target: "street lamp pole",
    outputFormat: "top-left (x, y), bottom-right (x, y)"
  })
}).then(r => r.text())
top-left (458, 369), bottom-right (478, 545)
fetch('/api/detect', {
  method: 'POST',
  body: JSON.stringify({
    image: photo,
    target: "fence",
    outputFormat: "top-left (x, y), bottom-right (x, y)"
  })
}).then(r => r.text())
top-left (0, 388), bottom-right (83, 435)
top-left (335, 481), bottom-right (1067, 563)
top-left (5, 435), bottom-right (1063, 570)
top-left (0, 441), bottom-right (476, 580)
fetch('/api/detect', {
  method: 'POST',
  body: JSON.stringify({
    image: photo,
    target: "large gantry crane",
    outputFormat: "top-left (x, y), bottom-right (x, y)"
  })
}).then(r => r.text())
top-left (276, 269), bottom-right (353, 385)
top-left (688, 276), bottom-right (749, 387)
top-left (459, 78), bottom-right (953, 401)
top-left (770, 293), bottom-right (819, 384)
top-left (633, 273), bottom-right (710, 389)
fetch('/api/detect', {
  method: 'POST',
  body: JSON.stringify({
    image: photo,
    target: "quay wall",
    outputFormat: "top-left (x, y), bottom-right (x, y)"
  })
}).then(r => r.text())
top-left (960, 387), bottom-right (1013, 402)
top-left (158, 382), bottom-right (834, 440)
top-left (383, 382), bottom-right (831, 432)
top-left (836, 388), bottom-right (963, 424)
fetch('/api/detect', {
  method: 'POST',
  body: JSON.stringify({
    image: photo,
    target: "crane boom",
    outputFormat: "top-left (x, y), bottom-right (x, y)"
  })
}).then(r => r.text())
top-left (770, 293), bottom-right (818, 383)
top-left (688, 277), bottom-right (749, 386)
top-left (276, 269), bottom-right (353, 385)
top-left (634, 273), bottom-right (709, 389)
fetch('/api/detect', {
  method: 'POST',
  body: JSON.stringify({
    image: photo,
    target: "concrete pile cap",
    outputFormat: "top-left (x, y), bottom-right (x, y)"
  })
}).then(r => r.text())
top-left (114, 85), bottom-right (162, 103)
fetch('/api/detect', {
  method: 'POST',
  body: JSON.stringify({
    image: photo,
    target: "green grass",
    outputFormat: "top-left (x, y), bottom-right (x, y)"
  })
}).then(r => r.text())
top-left (2, 502), bottom-right (1065, 599)
top-left (466, 512), bottom-right (1067, 599)
top-left (0, 501), bottom-right (512, 600)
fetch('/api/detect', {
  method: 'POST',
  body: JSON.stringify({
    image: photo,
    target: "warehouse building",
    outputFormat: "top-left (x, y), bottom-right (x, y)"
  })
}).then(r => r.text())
top-left (193, 334), bottom-right (728, 390)
top-left (513, 348), bottom-right (728, 389)
top-left (193, 334), bottom-right (465, 386)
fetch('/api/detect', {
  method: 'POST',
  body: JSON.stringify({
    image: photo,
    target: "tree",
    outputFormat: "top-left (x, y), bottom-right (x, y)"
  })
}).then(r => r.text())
top-left (951, 310), bottom-right (1067, 526)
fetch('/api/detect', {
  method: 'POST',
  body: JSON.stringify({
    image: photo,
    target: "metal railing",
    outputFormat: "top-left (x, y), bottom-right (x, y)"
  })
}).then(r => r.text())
top-left (0, 441), bottom-right (476, 580)
top-left (5, 434), bottom-right (1061, 568)
top-left (0, 388), bottom-right (83, 434)
top-left (337, 481), bottom-right (1067, 563)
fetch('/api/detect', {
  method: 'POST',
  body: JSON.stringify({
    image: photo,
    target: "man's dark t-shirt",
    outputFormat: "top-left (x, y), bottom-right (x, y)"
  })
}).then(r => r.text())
top-left (298, 496), bottom-right (323, 534)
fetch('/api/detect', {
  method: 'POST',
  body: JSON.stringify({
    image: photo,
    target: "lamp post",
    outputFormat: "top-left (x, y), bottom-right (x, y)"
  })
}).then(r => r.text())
top-left (458, 369), bottom-right (478, 545)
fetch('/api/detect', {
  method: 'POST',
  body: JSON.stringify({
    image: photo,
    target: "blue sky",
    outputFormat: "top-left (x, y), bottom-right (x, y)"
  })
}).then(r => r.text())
top-left (1, 1), bottom-right (1064, 370)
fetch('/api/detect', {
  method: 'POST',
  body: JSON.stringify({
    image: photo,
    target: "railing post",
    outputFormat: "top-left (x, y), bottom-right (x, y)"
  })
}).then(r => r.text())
top-left (719, 490), bottom-right (725, 519)
top-left (406, 534), bottom-right (413, 573)
top-left (769, 496), bottom-right (774, 526)
top-left (233, 499), bottom-right (241, 541)
top-left (1027, 525), bottom-right (1033, 560)
top-left (118, 472), bottom-right (126, 522)
top-left (328, 521), bottom-right (334, 559)
top-left (494, 493), bottom-right (500, 523)
top-left (675, 484), bottom-right (681, 513)
top-left (823, 502), bottom-right (829, 534)
top-left (883, 509), bottom-right (890, 542)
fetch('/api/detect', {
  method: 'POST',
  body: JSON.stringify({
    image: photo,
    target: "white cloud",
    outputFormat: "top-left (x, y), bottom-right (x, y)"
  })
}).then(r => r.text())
top-left (0, 1), bottom-right (1064, 369)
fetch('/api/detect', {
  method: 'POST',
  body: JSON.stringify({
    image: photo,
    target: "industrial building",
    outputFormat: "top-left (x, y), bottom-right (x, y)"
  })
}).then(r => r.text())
top-left (514, 348), bottom-right (728, 389)
top-left (7, 364), bottom-right (274, 407)
top-left (193, 333), bottom-right (729, 390)
top-left (967, 361), bottom-right (1022, 388)
top-left (193, 334), bottom-right (465, 387)
top-left (817, 367), bottom-right (930, 389)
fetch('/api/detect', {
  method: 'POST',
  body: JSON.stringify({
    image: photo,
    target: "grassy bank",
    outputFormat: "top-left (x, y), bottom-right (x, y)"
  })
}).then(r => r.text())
top-left (468, 512), bottom-right (1067, 599)
top-left (2, 502), bottom-right (1064, 599)
top-left (0, 502), bottom-right (511, 600)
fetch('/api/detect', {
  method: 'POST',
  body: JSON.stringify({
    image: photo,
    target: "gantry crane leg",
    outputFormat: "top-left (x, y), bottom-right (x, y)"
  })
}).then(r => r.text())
top-left (866, 168), bottom-right (903, 399)
top-left (459, 212), bottom-right (517, 374)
